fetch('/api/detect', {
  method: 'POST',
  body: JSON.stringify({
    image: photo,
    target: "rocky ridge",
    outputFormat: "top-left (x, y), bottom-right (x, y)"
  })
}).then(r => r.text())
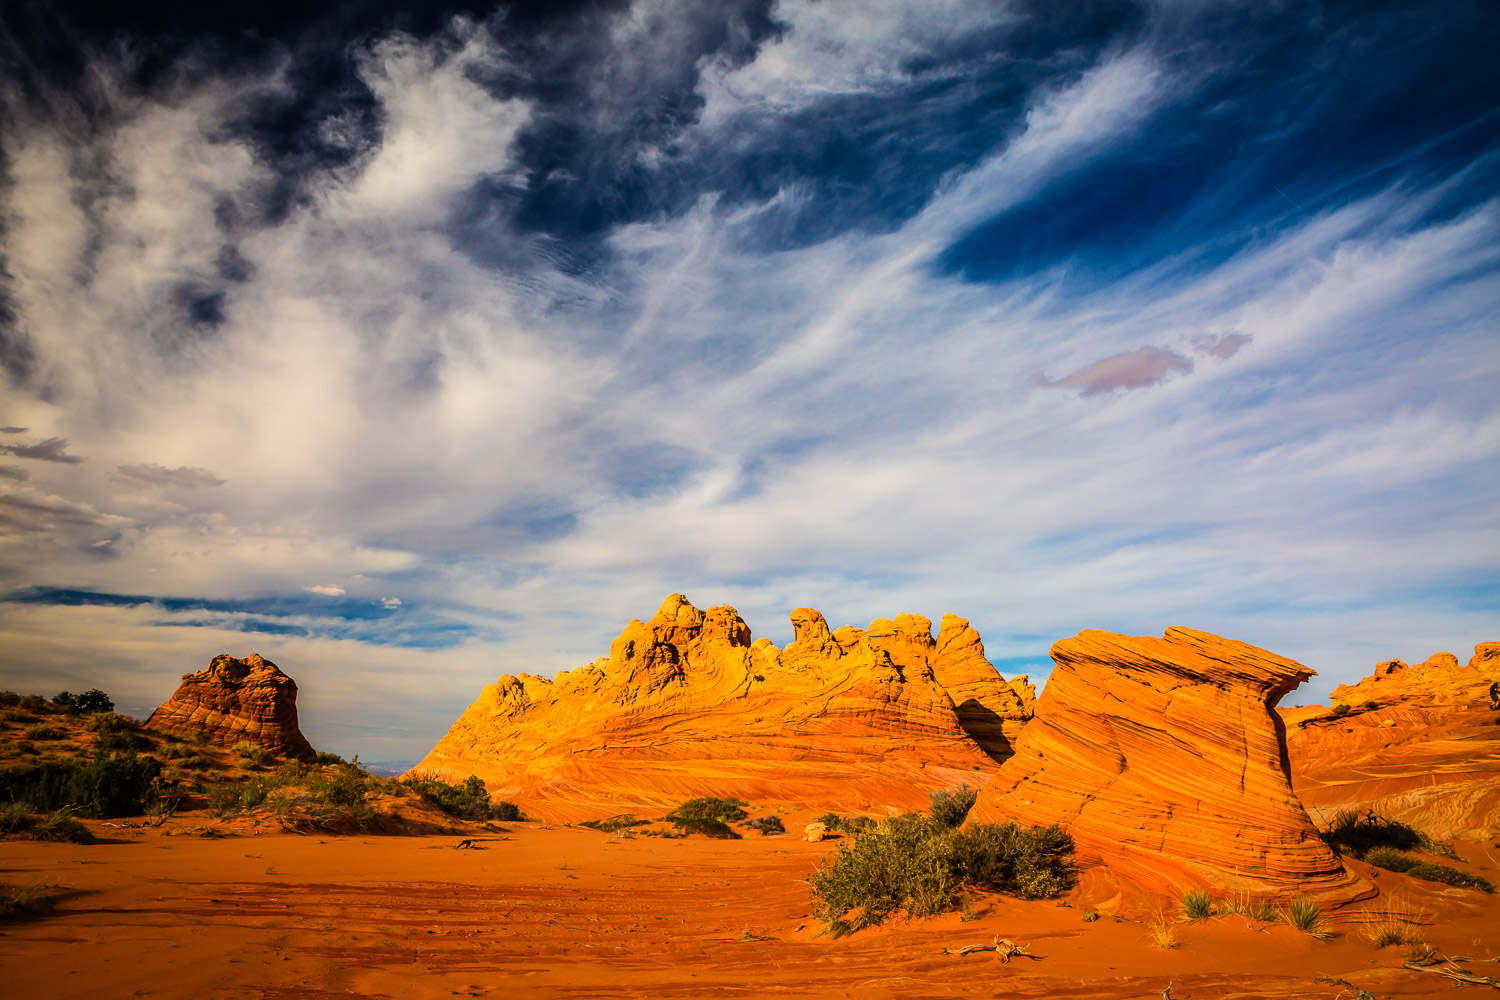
top-left (146, 653), bottom-right (316, 762)
top-left (1284, 642), bottom-right (1500, 840)
top-left (410, 595), bottom-right (1033, 822)
top-left (973, 627), bottom-right (1365, 901)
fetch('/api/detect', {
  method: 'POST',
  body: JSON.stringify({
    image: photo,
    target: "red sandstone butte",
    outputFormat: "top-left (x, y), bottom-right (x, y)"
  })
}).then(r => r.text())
top-left (409, 595), bottom-right (1033, 822)
top-left (974, 626), bottom-right (1365, 901)
top-left (146, 653), bottom-right (316, 761)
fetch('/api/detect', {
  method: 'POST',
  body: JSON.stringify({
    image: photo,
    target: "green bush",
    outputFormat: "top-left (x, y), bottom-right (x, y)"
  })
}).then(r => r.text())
top-left (665, 797), bottom-right (749, 826)
top-left (314, 751), bottom-right (350, 767)
top-left (1, 802), bottom-right (34, 835)
top-left (32, 810), bottom-right (91, 843)
top-left (808, 816), bottom-right (956, 930)
top-left (673, 816), bottom-right (741, 839)
top-left (402, 772), bottom-right (524, 821)
top-left (53, 690), bottom-right (114, 714)
top-left (581, 813), bottom-right (650, 833)
top-left (491, 800), bottom-right (525, 822)
top-left (946, 821), bottom-right (1076, 896)
top-left (928, 784), bottom-right (978, 829)
top-left (0, 752), bottom-right (161, 817)
top-left (743, 815), bottom-right (786, 835)
top-left (811, 812), bottom-right (877, 835)
top-left (2, 709), bottom-right (36, 723)
top-left (1322, 808), bottom-right (1422, 858)
top-left (1364, 846), bottom-right (1418, 872)
top-left (1404, 862), bottom-right (1494, 892)
top-left (1283, 897), bottom-right (1327, 938)
top-left (1331, 703), bottom-right (1350, 716)
top-left (22, 724), bottom-right (63, 741)
top-left (18, 695), bottom-right (48, 713)
top-left (1180, 888), bottom-right (1214, 920)
top-left (807, 817), bottom-right (1076, 931)
top-left (233, 742), bottom-right (271, 766)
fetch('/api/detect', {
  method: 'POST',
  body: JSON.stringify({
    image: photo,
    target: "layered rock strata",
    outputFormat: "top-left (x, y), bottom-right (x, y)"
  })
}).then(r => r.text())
top-left (146, 653), bottom-right (316, 761)
top-left (411, 595), bottom-right (1033, 822)
top-left (973, 627), bottom-right (1363, 900)
top-left (1283, 642), bottom-right (1500, 840)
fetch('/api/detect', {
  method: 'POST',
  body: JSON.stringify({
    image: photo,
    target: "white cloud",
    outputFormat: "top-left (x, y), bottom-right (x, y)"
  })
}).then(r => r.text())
top-left (304, 584), bottom-right (347, 597)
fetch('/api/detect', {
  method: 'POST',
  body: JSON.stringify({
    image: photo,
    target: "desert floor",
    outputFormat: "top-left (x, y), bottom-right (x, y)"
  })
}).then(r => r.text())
top-left (3, 824), bottom-right (1498, 999)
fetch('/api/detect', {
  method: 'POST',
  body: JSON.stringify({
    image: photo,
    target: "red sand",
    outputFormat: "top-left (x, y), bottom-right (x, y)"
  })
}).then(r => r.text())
top-left (5, 821), bottom-right (1498, 999)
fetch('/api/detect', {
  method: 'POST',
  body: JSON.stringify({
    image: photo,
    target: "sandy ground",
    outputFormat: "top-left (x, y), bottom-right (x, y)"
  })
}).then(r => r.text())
top-left (3, 824), bottom-right (1499, 1000)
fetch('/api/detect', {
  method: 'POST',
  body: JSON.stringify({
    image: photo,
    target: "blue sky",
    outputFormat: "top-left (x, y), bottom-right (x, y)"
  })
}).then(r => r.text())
top-left (1, 1), bottom-right (1496, 759)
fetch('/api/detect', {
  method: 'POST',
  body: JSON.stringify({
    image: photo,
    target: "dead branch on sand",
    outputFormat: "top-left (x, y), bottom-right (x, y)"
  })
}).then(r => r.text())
top-left (940, 936), bottom-right (1039, 963)
top-left (1401, 960), bottom-right (1500, 989)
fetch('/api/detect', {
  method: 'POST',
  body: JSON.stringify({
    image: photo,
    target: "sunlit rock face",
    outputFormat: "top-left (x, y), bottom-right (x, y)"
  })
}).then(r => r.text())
top-left (973, 627), bottom-right (1364, 901)
top-left (146, 653), bottom-right (316, 762)
top-left (409, 595), bottom-right (1034, 822)
top-left (1284, 642), bottom-right (1500, 841)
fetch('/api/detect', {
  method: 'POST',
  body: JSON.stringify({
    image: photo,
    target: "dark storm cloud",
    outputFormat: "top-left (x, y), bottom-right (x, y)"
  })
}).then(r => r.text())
top-left (0, 435), bottom-right (83, 462)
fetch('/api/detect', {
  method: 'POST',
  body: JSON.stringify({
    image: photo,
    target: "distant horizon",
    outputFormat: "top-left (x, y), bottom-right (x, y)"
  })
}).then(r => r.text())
top-left (2, 1), bottom-right (1497, 760)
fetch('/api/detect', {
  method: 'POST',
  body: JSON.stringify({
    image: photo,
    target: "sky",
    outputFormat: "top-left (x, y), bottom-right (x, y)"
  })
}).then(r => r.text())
top-left (0, 0), bottom-right (1496, 760)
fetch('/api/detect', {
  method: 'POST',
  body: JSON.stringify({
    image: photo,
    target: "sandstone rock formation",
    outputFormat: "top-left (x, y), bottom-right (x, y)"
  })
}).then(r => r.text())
top-left (146, 653), bottom-right (316, 762)
top-left (973, 627), bottom-right (1364, 901)
top-left (1284, 642), bottom-right (1500, 840)
top-left (410, 595), bottom-right (1034, 822)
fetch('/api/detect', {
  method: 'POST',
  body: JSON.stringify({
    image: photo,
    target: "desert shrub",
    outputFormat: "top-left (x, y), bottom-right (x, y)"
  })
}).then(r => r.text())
top-left (1331, 703), bottom-right (1351, 716)
top-left (12, 740), bottom-right (37, 756)
top-left (1180, 888), bottom-right (1214, 921)
top-left (0, 802), bottom-right (34, 835)
top-left (232, 742), bottom-right (271, 766)
top-left (1282, 897), bottom-right (1329, 938)
top-left (207, 777), bottom-right (271, 815)
top-left (665, 796), bottom-right (749, 826)
top-left (812, 813), bottom-right (877, 836)
top-left (581, 813), bottom-right (650, 833)
top-left (1, 880), bottom-right (63, 920)
top-left (491, 800), bottom-right (525, 822)
top-left (1361, 700), bottom-right (1378, 711)
top-left (1322, 808), bottom-right (1422, 858)
top-left (176, 753), bottom-right (214, 770)
top-left (1418, 834), bottom-right (1459, 859)
top-left (807, 817), bottom-right (1076, 931)
top-left (32, 810), bottom-right (91, 843)
top-left (1364, 847), bottom-right (1418, 873)
top-left (314, 751), bottom-right (350, 767)
top-left (84, 713), bottom-right (135, 734)
top-left (0, 691), bottom-right (17, 707)
top-left (53, 690), bottom-right (114, 714)
top-left (0, 752), bottom-right (161, 817)
top-left (2, 709), bottom-right (36, 723)
top-left (946, 822), bottom-right (1076, 897)
top-left (1404, 862), bottom-right (1494, 892)
top-left (808, 817), bottom-right (956, 930)
top-left (19, 695), bottom-right (48, 713)
top-left (404, 773), bottom-right (482, 817)
top-left (743, 815), bottom-right (786, 836)
top-left (928, 784), bottom-right (978, 829)
top-left (22, 724), bottom-right (63, 741)
top-left (672, 817), bottom-right (741, 839)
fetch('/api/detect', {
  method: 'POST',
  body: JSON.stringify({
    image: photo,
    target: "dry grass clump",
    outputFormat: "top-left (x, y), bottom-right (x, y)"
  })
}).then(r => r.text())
top-left (1147, 910), bottom-right (1180, 949)
top-left (1361, 897), bottom-right (1428, 950)
top-left (1, 880), bottom-right (64, 921)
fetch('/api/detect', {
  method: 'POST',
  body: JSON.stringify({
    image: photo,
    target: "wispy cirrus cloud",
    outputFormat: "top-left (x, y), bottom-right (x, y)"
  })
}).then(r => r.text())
top-left (0, 1), bottom-right (1496, 756)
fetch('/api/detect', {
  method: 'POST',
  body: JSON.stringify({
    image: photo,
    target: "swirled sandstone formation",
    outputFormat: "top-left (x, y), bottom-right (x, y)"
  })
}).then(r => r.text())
top-left (972, 627), bottom-right (1363, 901)
top-left (410, 595), bottom-right (1033, 822)
top-left (146, 653), bottom-right (316, 761)
top-left (1283, 642), bottom-right (1500, 841)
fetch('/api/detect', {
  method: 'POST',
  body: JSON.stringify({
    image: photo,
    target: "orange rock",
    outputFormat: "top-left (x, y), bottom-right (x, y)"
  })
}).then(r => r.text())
top-left (409, 595), bottom-right (1034, 822)
top-left (146, 653), bottom-right (316, 762)
top-left (972, 627), bottom-right (1365, 901)
top-left (1284, 642), bottom-right (1500, 840)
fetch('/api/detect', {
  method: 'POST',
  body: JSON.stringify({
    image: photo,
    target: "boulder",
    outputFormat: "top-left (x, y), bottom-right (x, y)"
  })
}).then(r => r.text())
top-left (803, 821), bottom-right (828, 843)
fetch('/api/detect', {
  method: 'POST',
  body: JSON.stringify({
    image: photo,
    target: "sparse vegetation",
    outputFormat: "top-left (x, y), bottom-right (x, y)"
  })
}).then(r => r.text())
top-left (1147, 911), bottom-right (1180, 949)
top-left (32, 810), bottom-right (91, 843)
top-left (743, 815), bottom-right (785, 836)
top-left (807, 815), bottom-right (1076, 933)
top-left (402, 772), bottom-right (525, 821)
top-left (1362, 897), bottom-right (1428, 950)
top-left (232, 742), bottom-right (271, 767)
top-left (928, 784), bottom-right (978, 829)
top-left (581, 813), bottom-right (650, 833)
top-left (1361, 845), bottom-right (1491, 891)
top-left (1180, 888), bottom-right (1214, 921)
top-left (0, 752), bottom-right (162, 817)
top-left (1322, 808), bottom-right (1422, 858)
top-left (22, 724), bottom-right (63, 741)
top-left (1282, 897), bottom-right (1330, 939)
top-left (811, 812), bottom-right (877, 836)
top-left (1331, 703), bottom-right (1351, 716)
top-left (1, 880), bottom-right (64, 921)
